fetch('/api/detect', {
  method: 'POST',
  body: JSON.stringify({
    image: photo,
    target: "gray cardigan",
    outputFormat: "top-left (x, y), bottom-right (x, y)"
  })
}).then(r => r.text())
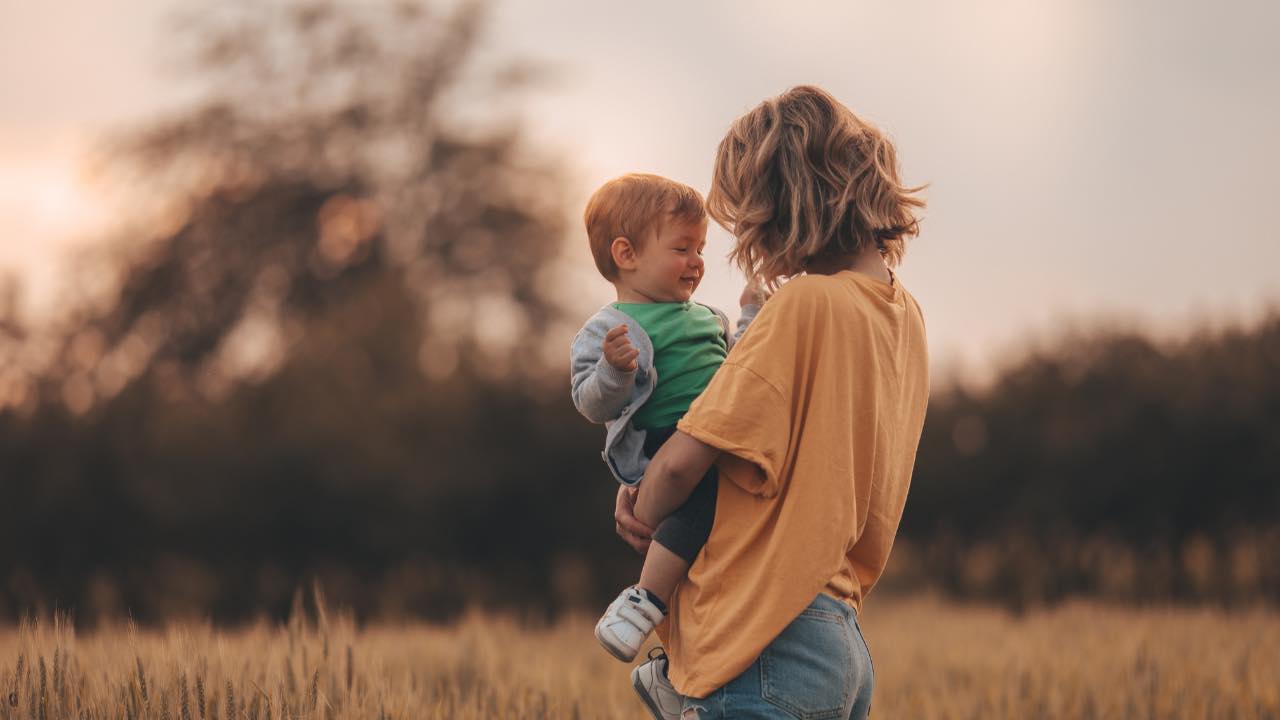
top-left (570, 302), bottom-right (759, 485)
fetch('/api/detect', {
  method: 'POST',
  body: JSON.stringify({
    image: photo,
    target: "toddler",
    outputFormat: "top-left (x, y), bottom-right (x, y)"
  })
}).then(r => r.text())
top-left (570, 174), bottom-right (761, 666)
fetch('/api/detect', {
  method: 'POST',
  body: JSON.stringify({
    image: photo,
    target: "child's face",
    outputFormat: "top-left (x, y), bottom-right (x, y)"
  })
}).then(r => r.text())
top-left (629, 218), bottom-right (708, 303)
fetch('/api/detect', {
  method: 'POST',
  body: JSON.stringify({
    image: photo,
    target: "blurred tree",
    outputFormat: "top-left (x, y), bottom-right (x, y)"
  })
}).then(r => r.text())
top-left (65, 0), bottom-right (565, 398)
top-left (0, 0), bottom-right (631, 626)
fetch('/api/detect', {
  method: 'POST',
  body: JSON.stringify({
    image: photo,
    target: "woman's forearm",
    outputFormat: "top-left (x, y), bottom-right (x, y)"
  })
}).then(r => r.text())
top-left (634, 430), bottom-right (720, 527)
top-left (635, 455), bottom-right (700, 527)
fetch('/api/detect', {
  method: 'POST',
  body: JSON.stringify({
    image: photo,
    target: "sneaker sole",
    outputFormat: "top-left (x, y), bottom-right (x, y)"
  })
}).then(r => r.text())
top-left (594, 621), bottom-right (639, 662)
top-left (631, 666), bottom-right (676, 720)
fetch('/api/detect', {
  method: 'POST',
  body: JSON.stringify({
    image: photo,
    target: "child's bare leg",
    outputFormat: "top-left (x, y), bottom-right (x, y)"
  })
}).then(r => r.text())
top-left (637, 542), bottom-right (690, 605)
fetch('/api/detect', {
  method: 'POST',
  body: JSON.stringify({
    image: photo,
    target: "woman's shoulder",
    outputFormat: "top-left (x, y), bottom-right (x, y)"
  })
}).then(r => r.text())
top-left (768, 273), bottom-right (843, 309)
top-left (768, 274), bottom-right (829, 297)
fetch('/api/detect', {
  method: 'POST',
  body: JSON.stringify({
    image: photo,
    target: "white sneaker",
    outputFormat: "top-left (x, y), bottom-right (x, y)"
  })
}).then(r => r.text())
top-left (594, 586), bottom-right (667, 662)
top-left (632, 647), bottom-right (684, 720)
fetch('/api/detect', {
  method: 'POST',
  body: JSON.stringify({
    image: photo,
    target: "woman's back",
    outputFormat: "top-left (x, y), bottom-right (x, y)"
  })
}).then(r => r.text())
top-left (656, 268), bottom-right (929, 697)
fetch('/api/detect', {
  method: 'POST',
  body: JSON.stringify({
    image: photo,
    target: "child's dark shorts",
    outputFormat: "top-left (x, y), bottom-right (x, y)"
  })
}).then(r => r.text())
top-left (643, 425), bottom-right (718, 565)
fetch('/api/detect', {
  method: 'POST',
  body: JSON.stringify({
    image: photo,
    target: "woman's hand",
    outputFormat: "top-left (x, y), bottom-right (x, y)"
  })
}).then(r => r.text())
top-left (615, 484), bottom-right (654, 555)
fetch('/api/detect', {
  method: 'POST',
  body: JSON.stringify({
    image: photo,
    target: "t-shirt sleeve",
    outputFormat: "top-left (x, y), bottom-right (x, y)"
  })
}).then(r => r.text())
top-left (677, 278), bottom-right (822, 498)
top-left (677, 361), bottom-right (789, 498)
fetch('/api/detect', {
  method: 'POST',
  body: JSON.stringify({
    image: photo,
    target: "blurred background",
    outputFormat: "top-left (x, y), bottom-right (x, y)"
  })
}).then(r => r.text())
top-left (0, 0), bottom-right (1276, 627)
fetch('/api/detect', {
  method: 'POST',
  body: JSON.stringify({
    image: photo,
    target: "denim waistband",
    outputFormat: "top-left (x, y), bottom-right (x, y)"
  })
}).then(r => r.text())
top-left (812, 591), bottom-right (858, 622)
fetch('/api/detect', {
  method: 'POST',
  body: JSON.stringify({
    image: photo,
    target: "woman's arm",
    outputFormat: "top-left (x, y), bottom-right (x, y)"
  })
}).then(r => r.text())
top-left (633, 430), bottom-right (720, 528)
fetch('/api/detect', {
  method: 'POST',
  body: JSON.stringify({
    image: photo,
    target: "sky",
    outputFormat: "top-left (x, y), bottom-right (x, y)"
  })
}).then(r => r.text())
top-left (2, 0), bottom-right (1278, 381)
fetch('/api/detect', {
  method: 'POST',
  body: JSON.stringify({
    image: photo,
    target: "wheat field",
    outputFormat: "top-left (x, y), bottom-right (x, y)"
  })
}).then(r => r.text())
top-left (1, 593), bottom-right (1276, 719)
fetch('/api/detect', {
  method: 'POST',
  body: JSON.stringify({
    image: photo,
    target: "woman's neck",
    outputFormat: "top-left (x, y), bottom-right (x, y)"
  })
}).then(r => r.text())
top-left (806, 245), bottom-right (892, 284)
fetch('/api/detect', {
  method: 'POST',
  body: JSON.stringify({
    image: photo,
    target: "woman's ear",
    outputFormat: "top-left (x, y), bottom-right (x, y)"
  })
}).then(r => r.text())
top-left (611, 236), bottom-right (639, 272)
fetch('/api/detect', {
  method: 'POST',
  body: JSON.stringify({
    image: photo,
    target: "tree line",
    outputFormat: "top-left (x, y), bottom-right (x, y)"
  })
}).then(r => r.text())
top-left (0, 0), bottom-right (1274, 624)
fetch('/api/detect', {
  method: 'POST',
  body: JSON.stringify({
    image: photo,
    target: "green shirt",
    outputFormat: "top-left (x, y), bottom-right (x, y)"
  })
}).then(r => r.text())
top-left (613, 301), bottom-right (728, 430)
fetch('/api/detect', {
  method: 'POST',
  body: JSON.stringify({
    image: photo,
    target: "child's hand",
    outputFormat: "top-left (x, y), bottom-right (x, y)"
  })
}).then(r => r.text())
top-left (739, 280), bottom-right (770, 307)
top-left (603, 324), bottom-right (639, 372)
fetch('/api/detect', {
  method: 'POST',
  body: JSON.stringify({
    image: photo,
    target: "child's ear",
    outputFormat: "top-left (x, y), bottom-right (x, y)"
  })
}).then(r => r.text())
top-left (611, 236), bottom-right (639, 271)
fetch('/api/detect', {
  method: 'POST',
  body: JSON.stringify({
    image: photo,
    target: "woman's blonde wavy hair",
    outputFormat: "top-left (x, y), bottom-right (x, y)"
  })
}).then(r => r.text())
top-left (708, 86), bottom-right (925, 289)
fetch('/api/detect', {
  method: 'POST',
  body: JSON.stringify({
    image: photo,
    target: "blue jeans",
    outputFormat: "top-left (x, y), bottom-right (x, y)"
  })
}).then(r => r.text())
top-left (681, 593), bottom-right (874, 719)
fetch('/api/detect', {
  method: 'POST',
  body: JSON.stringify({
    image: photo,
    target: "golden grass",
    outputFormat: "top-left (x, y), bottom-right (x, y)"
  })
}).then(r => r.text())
top-left (1, 594), bottom-right (1276, 719)
top-left (865, 596), bottom-right (1280, 719)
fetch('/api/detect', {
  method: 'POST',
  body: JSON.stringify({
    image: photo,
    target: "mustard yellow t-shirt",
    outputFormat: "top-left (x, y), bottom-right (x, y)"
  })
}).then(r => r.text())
top-left (655, 269), bottom-right (930, 698)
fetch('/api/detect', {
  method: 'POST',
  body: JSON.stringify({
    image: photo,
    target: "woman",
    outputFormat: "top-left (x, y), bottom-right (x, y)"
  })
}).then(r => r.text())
top-left (616, 86), bottom-right (930, 719)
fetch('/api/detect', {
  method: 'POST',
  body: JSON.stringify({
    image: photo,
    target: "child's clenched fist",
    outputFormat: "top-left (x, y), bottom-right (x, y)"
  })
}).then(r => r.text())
top-left (603, 324), bottom-right (639, 372)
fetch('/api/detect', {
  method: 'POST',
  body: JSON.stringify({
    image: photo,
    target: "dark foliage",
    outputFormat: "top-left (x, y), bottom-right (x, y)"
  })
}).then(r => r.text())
top-left (902, 318), bottom-right (1280, 607)
top-left (0, 0), bottom-right (637, 625)
top-left (0, 1), bottom-right (1276, 623)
